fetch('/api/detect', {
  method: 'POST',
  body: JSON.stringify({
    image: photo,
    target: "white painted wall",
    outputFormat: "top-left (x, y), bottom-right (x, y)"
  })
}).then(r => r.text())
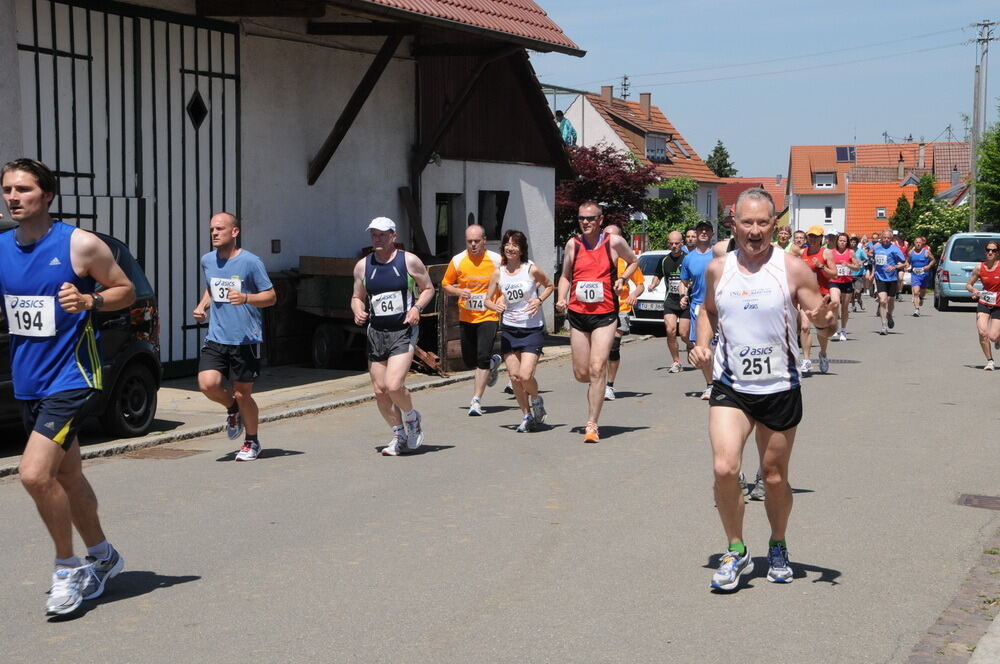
top-left (239, 34), bottom-right (416, 269)
top-left (792, 193), bottom-right (846, 233)
top-left (421, 158), bottom-right (556, 329)
top-left (0, 0), bottom-right (24, 164)
top-left (564, 95), bottom-right (629, 152)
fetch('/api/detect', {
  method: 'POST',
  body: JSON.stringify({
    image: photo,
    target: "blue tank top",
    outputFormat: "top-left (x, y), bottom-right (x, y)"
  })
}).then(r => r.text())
top-left (0, 221), bottom-right (101, 399)
top-left (909, 248), bottom-right (931, 269)
top-left (364, 250), bottom-right (414, 330)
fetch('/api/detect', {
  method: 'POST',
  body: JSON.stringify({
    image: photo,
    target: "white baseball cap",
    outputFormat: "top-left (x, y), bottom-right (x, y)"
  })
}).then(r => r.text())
top-left (366, 217), bottom-right (396, 232)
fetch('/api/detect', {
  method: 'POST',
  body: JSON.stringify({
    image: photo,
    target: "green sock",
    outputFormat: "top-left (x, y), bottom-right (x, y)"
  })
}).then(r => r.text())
top-left (727, 541), bottom-right (746, 555)
top-left (769, 538), bottom-right (787, 549)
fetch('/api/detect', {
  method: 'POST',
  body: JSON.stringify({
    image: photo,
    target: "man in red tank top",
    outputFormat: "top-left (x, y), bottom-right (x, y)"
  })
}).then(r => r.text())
top-left (794, 226), bottom-right (834, 374)
top-left (556, 202), bottom-right (639, 443)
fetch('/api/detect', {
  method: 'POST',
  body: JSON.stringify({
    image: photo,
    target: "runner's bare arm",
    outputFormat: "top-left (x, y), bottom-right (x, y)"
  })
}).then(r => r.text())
top-left (527, 263), bottom-right (554, 316)
top-left (193, 288), bottom-right (211, 322)
top-left (610, 235), bottom-right (638, 287)
top-left (350, 258), bottom-right (370, 325)
top-left (61, 228), bottom-right (135, 314)
top-left (404, 253), bottom-right (435, 326)
top-left (556, 238), bottom-right (576, 312)
top-left (231, 286), bottom-right (276, 308)
top-left (788, 256), bottom-right (836, 331)
top-left (440, 259), bottom-right (471, 299)
top-left (483, 269), bottom-right (506, 314)
top-left (966, 265), bottom-right (982, 298)
top-left (690, 258), bottom-right (723, 368)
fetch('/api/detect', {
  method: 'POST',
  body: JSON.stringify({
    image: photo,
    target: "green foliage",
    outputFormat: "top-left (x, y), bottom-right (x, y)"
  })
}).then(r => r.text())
top-left (705, 140), bottom-right (738, 178)
top-left (889, 194), bottom-right (911, 232)
top-left (978, 110), bottom-right (1000, 229)
top-left (893, 174), bottom-right (937, 239)
top-left (912, 200), bottom-right (969, 254)
top-left (644, 176), bottom-right (702, 249)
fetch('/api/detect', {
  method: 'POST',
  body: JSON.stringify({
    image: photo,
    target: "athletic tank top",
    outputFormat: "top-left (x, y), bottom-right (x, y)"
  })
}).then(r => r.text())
top-left (364, 250), bottom-right (414, 330)
top-left (908, 248), bottom-right (931, 276)
top-left (713, 248), bottom-right (800, 395)
top-left (498, 261), bottom-right (543, 329)
top-left (0, 221), bottom-right (101, 399)
top-left (567, 233), bottom-right (618, 315)
top-left (978, 261), bottom-right (1000, 307)
top-left (830, 247), bottom-right (853, 283)
top-left (801, 245), bottom-right (830, 293)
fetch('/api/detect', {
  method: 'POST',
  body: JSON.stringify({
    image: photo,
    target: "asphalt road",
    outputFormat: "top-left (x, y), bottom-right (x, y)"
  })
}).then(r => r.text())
top-left (2, 298), bottom-right (998, 663)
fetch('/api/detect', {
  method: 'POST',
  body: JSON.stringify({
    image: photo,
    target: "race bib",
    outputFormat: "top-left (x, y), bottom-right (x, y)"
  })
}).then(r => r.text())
top-left (4, 295), bottom-right (57, 337)
top-left (734, 344), bottom-right (785, 381)
top-left (575, 281), bottom-right (604, 303)
top-left (982, 291), bottom-right (998, 305)
top-left (912, 267), bottom-right (925, 275)
top-left (875, 254), bottom-right (888, 266)
top-left (503, 285), bottom-right (527, 304)
top-left (371, 291), bottom-right (404, 317)
top-left (836, 264), bottom-right (851, 276)
top-left (667, 278), bottom-right (681, 294)
top-left (211, 277), bottom-right (242, 303)
top-left (465, 293), bottom-right (486, 311)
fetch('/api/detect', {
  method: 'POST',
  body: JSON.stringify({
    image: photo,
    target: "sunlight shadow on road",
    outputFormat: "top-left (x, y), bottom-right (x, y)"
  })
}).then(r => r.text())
top-left (48, 571), bottom-right (201, 621)
top-left (703, 552), bottom-right (842, 590)
top-left (215, 448), bottom-right (304, 462)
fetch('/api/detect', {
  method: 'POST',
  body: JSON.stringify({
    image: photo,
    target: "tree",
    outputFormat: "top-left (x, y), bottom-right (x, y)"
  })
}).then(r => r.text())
top-left (894, 173), bottom-right (937, 239)
top-left (889, 194), bottom-right (911, 232)
top-left (912, 200), bottom-right (968, 255)
top-left (644, 176), bottom-right (702, 250)
top-left (705, 140), bottom-right (738, 178)
top-left (555, 144), bottom-right (659, 243)
top-left (977, 109), bottom-right (1000, 230)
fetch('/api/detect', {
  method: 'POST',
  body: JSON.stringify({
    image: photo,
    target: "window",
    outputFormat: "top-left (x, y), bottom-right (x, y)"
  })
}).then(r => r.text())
top-left (824, 206), bottom-right (833, 223)
top-left (435, 193), bottom-right (459, 260)
top-left (672, 140), bottom-right (690, 158)
top-left (478, 190), bottom-right (510, 241)
top-left (813, 173), bottom-right (836, 189)
top-left (835, 146), bottom-right (856, 162)
top-left (876, 207), bottom-right (887, 219)
top-left (706, 191), bottom-right (713, 217)
top-left (646, 133), bottom-right (669, 163)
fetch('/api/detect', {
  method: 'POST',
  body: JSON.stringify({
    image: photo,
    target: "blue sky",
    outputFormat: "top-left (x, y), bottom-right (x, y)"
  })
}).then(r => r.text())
top-left (530, 1), bottom-right (999, 177)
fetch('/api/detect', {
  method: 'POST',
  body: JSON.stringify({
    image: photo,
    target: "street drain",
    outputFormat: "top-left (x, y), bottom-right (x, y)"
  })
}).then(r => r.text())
top-left (124, 448), bottom-right (207, 460)
top-left (957, 494), bottom-right (1000, 510)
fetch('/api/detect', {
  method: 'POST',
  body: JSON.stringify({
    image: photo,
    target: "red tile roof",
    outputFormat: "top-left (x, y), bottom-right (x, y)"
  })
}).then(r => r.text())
top-left (584, 93), bottom-right (723, 184)
top-left (787, 146), bottom-right (854, 195)
top-left (355, 0), bottom-right (582, 54)
top-left (846, 180), bottom-right (953, 238)
top-left (718, 177), bottom-right (787, 215)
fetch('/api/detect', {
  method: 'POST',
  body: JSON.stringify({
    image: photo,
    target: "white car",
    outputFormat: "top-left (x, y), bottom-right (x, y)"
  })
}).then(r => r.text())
top-left (628, 250), bottom-right (671, 330)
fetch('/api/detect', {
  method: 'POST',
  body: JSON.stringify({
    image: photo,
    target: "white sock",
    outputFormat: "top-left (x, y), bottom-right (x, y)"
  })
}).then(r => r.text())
top-left (55, 556), bottom-right (81, 569)
top-left (87, 540), bottom-right (112, 561)
top-left (392, 424), bottom-right (404, 434)
top-left (403, 409), bottom-right (417, 422)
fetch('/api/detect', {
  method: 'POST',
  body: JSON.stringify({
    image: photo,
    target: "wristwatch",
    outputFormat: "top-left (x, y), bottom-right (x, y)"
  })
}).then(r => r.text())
top-left (90, 293), bottom-right (104, 311)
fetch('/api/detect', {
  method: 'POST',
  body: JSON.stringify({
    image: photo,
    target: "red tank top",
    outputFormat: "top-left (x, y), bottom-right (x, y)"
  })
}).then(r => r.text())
top-left (568, 234), bottom-right (618, 314)
top-left (979, 261), bottom-right (1000, 307)
top-left (830, 248), bottom-right (853, 283)
top-left (801, 245), bottom-right (830, 294)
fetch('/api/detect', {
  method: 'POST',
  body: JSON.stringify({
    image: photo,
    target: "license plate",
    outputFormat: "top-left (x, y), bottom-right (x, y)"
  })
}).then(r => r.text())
top-left (639, 301), bottom-right (664, 311)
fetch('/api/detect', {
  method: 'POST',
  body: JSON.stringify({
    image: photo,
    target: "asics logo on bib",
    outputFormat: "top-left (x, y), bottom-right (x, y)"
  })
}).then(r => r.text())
top-left (7, 296), bottom-right (48, 309)
top-left (738, 345), bottom-right (774, 358)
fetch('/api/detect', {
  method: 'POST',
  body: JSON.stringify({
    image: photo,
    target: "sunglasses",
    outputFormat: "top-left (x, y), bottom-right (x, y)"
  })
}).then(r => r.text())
top-left (987, 248), bottom-right (999, 253)
top-left (577, 214), bottom-right (600, 221)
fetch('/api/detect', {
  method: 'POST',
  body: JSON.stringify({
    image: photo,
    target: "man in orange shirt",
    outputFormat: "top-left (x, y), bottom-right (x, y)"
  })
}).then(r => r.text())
top-left (603, 224), bottom-right (644, 400)
top-left (441, 225), bottom-right (503, 416)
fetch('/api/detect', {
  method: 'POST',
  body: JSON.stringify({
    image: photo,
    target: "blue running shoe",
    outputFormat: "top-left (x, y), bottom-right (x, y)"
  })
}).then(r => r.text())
top-left (766, 544), bottom-right (793, 583)
top-left (82, 548), bottom-right (125, 600)
top-left (710, 549), bottom-right (754, 591)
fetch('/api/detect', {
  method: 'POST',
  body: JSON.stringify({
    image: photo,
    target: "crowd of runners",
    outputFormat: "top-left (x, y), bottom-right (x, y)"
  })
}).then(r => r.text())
top-left (3, 157), bottom-right (1000, 618)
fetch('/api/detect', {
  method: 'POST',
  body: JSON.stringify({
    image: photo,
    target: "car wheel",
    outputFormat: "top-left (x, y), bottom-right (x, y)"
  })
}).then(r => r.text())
top-left (934, 291), bottom-right (950, 312)
top-left (312, 323), bottom-right (344, 369)
top-left (100, 363), bottom-right (157, 437)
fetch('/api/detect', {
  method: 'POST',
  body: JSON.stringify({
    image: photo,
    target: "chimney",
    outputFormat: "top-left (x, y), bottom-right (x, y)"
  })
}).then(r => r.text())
top-left (897, 154), bottom-right (904, 179)
top-left (918, 142), bottom-right (926, 169)
top-left (951, 165), bottom-right (960, 186)
top-left (601, 85), bottom-right (613, 104)
top-left (776, 174), bottom-right (783, 185)
top-left (639, 93), bottom-right (651, 120)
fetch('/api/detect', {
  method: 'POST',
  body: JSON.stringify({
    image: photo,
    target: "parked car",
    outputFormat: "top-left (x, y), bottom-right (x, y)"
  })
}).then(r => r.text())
top-left (0, 231), bottom-right (161, 436)
top-left (629, 250), bottom-right (670, 330)
top-left (934, 232), bottom-right (1000, 311)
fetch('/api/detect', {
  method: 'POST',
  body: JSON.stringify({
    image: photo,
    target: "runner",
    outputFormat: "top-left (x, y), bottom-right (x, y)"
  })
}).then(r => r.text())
top-left (892, 231), bottom-right (909, 302)
top-left (351, 217), bottom-right (435, 455)
top-left (965, 239), bottom-right (1000, 371)
top-left (441, 225), bottom-right (503, 416)
top-left (826, 232), bottom-right (860, 341)
top-left (849, 235), bottom-right (867, 313)
top-left (603, 224), bottom-right (645, 400)
top-left (193, 213), bottom-right (277, 462)
top-left (690, 188), bottom-right (836, 591)
top-left (872, 228), bottom-right (907, 335)
top-left (680, 221), bottom-right (717, 399)
top-left (792, 230), bottom-right (806, 250)
top-left (774, 225), bottom-right (794, 252)
top-left (484, 230), bottom-right (553, 431)
top-left (651, 230), bottom-right (691, 373)
top-left (0, 158), bottom-right (134, 615)
top-left (796, 226), bottom-right (834, 373)
top-left (906, 236), bottom-right (935, 317)
top-left (555, 202), bottom-right (639, 443)
top-left (683, 227), bottom-right (697, 254)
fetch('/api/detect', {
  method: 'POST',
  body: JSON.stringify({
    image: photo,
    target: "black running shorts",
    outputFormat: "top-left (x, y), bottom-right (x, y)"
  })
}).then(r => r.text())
top-left (710, 381), bottom-right (802, 432)
top-left (199, 340), bottom-right (261, 383)
top-left (20, 388), bottom-right (101, 450)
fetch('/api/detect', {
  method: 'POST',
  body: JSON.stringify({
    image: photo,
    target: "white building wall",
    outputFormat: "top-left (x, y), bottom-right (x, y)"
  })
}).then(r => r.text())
top-left (793, 194), bottom-right (846, 233)
top-left (421, 159), bottom-right (556, 329)
top-left (563, 96), bottom-right (629, 152)
top-left (0, 0), bottom-right (24, 163)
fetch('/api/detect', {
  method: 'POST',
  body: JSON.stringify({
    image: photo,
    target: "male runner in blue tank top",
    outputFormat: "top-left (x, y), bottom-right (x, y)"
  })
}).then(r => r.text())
top-left (1, 158), bottom-right (135, 616)
top-left (691, 188), bottom-right (836, 591)
top-left (192, 213), bottom-right (276, 461)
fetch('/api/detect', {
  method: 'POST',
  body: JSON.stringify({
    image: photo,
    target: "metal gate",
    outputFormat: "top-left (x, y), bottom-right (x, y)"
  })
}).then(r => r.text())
top-left (15, 0), bottom-right (240, 375)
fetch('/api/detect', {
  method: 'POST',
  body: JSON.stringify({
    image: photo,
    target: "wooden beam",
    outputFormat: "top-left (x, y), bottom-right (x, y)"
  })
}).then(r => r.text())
top-left (197, 1), bottom-right (325, 17)
top-left (398, 186), bottom-right (431, 257)
top-left (306, 34), bottom-right (404, 186)
top-left (307, 22), bottom-right (415, 37)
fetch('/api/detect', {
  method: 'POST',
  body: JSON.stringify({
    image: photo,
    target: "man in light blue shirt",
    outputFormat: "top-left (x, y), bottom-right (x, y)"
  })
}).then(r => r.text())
top-left (871, 228), bottom-right (906, 335)
top-left (680, 221), bottom-right (716, 399)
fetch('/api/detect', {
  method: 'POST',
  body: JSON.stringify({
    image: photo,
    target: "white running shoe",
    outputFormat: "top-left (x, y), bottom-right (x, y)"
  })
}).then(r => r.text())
top-left (668, 361), bottom-right (682, 373)
top-left (235, 440), bottom-right (261, 461)
top-left (381, 430), bottom-right (406, 456)
top-left (503, 380), bottom-right (514, 395)
top-left (799, 358), bottom-right (812, 375)
top-left (486, 354), bottom-right (502, 387)
top-left (986, 359), bottom-right (995, 372)
top-left (46, 566), bottom-right (86, 616)
top-left (516, 414), bottom-right (534, 433)
top-left (604, 385), bottom-right (616, 401)
top-left (225, 410), bottom-right (243, 440)
top-left (701, 385), bottom-right (713, 401)
top-left (530, 396), bottom-right (546, 424)
top-left (838, 330), bottom-right (847, 342)
top-left (468, 398), bottom-right (484, 416)
top-left (82, 548), bottom-right (125, 600)
top-left (880, 324), bottom-right (888, 336)
top-left (404, 411), bottom-right (423, 450)
top-left (818, 353), bottom-right (829, 374)
top-left (913, 309), bottom-right (920, 317)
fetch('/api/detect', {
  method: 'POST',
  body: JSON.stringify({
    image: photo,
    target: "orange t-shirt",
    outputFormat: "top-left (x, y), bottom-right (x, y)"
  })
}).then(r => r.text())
top-left (441, 250), bottom-right (501, 323)
top-left (616, 258), bottom-right (644, 313)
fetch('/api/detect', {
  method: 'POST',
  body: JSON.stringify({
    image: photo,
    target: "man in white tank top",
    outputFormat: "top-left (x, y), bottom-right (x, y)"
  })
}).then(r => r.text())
top-left (690, 188), bottom-right (837, 591)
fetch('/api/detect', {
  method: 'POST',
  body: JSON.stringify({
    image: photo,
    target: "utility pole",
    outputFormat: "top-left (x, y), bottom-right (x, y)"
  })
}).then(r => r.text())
top-left (969, 19), bottom-right (997, 231)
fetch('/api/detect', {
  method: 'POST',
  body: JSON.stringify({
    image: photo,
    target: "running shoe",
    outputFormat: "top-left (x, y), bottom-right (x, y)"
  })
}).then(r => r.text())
top-left (583, 422), bottom-right (600, 443)
top-left (986, 359), bottom-right (995, 372)
top-left (46, 566), bottom-right (86, 616)
top-left (468, 397), bottom-right (484, 416)
top-left (838, 330), bottom-right (847, 342)
top-left (235, 440), bottom-right (261, 461)
top-left (82, 548), bottom-right (125, 600)
top-left (799, 358), bottom-right (812, 375)
top-left (701, 385), bottom-right (713, 401)
top-left (887, 312), bottom-right (895, 329)
top-left (739, 472), bottom-right (750, 500)
top-left (503, 381), bottom-right (514, 395)
top-left (710, 549), bottom-right (754, 591)
top-left (766, 544), bottom-right (794, 583)
top-left (404, 411), bottom-right (423, 450)
top-left (225, 410), bottom-right (243, 440)
top-left (750, 471), bottom-right (766, 501)
top-left (880, 324), bottom-right (888, 336)
top-left (818, 352), bottom-right (829, 374)
top-left (668, 361), bottom-right (682, 374)
top-left (530, 396), bottom-right (547, 424)
top-left (859, 302), bottom-right (865, 311)
top-left (994, 339), bottom-right (999, 350)
top-left (604, 385), bottom-right (616, 401)
top-left (516, 414), bottom-right (534, 433)
top-left (486, 354), bottom-right (502, 387)
top-left (850, 304), bottom-right (856, 313)
top-left (913, 309), bottom-right (920, 317)
top-left (381, 431), bottom-right (406, 456)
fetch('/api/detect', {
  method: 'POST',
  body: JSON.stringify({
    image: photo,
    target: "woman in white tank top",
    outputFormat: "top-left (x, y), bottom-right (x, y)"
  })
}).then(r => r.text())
top-left (485, 230), bottom-right (554, 432)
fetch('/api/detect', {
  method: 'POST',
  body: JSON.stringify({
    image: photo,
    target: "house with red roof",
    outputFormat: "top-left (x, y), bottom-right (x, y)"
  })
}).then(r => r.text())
top-left (563, 87), bottom-right (723, 221)
top-left (718, 176), bottom-right (788, 219)
top-left (786, 142), bottom-right (969, 237)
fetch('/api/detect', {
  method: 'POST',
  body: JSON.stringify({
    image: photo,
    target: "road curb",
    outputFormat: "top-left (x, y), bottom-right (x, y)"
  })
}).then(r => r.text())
top-left (0, 335), bottom-right (651, 478)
